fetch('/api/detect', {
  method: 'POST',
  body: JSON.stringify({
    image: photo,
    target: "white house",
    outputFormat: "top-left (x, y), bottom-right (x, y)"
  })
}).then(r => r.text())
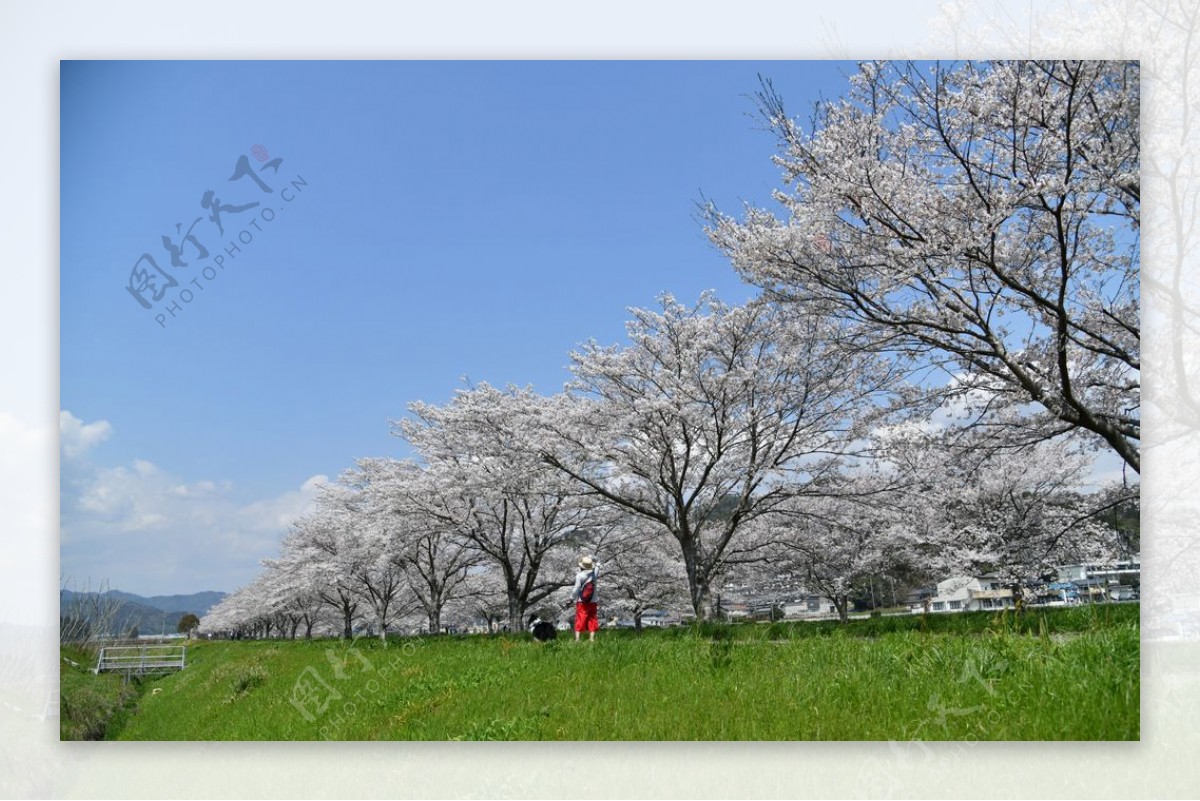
top-left (638, 609), bottom-right (683, 628)
top-left (1057, 557), bottom-right (1140, 586)
top-left (910, 575), bottom-right (1015, 614)
top-left (782, 594), bottom-right (840, 619)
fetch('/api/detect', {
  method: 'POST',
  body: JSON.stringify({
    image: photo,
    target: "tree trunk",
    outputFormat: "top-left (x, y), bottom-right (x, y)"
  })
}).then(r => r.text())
top-left (834, 595), bottom-right (850, 624)
top-left (633, 609), bottom-right (643, 632)
top-left (304, 615), bottom-right (314, 639)
top-left (377, 601), bottom-right (389, 642)
top-left (342, 604), bottom-right (354, 640)
top-left (428, 608), bottom-right (441, 636)
top-left (507, 594), bottom-right (525, 635)
top-left (679, 537), bottom-right (711, 620)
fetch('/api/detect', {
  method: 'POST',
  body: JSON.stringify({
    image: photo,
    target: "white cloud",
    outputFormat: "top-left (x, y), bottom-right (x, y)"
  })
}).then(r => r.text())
top-left (171, 480), bottom-right (225, 497)
top-left (73, 458), bottom-right (201, 529)
top-left (238, 473), bottom-right (329, 533)
top-left (59, 412), bottom-right (329, 594)
top-left (301, 474), bottom-right (329, 493)
top-left (59, 410), bottom-right (112, 460)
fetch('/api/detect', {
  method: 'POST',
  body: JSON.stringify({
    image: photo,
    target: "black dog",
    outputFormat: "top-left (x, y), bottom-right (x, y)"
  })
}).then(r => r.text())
top-left (527, 615), bottom-right (558, 642)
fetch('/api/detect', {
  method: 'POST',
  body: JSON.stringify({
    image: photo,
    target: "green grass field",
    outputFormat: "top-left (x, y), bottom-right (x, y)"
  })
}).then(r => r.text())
top-left (62, 606), bottom-right (1139, 741)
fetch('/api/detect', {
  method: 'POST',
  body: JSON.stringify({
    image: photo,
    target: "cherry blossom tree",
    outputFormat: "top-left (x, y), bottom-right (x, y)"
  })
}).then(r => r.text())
top-left (459, 570), bottom-right (512, 633)
top-left (273, 503), bottom-right (369, 640)
top-left (252, 561), bottom-right (326, 639)
top-left (918, 438), bottom-right (1132, 582)
top-left (396, 513), bottom-right (480, 635)
top-left (589, 518), bottom-right (690, 629)
top-left (204, 537), bottom-right (340, 640)
top-left (278, 587), bottom-right (325, 639)
top-left (397, 384), bottom-right (599, 632)
top-left (199, 579), bottom-right (275, 639)
top-left (331, 465), bottom-right (418, 639)
top-left (538, 294), bottom-right (898, 619)
top-left (351, 457), bottom-right (482, 635)
top-left (856, 418), bottom-right (1136, 601)
top-left (758, 469), bottom-right (912, 623)
top-left (708, 60), bottom-right (1140, 473)
top-left (752, 414), bottom-right (1131, 621)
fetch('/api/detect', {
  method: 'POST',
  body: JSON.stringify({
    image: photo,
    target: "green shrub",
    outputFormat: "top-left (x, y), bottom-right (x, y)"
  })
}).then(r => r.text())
top-left (225, 664), bottom-right (268, 703)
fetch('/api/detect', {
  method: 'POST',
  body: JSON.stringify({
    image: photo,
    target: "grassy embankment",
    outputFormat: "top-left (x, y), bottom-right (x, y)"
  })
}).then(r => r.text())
top-left (63, 605), bottom-right (1139, 740)
top-left (58, 645), bottom-right (146, 740)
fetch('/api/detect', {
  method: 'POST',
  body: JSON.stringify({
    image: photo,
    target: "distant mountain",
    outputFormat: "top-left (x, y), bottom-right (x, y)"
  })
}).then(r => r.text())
top-left (104, 590), bottom-right (227, 615)
top-left (60, 589), bottom-right (226, 637)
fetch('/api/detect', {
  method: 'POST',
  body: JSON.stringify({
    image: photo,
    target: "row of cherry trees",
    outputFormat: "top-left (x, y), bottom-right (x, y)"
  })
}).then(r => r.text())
top-left (201, 296), bottom-right (1133, 637)
top-left (201, 60), bottom-right (1138, 637)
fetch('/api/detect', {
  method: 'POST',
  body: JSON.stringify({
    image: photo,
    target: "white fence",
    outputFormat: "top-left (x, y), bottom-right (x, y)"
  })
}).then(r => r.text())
top-left (93, 645), bottom-right (186, 676)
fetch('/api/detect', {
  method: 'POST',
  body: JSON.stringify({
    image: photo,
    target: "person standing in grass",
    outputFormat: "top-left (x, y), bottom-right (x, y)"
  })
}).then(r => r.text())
top-left (571, 556), bottom-right (600, 642)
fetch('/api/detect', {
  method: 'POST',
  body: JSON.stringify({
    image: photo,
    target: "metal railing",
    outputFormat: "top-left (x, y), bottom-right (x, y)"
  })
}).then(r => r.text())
top-left (93, 645), bottom-right (186, 675)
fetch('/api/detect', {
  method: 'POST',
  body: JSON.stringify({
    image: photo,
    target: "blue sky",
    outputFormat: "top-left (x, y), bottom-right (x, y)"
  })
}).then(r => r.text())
top-left (60, 60), bottom-right (858, 595)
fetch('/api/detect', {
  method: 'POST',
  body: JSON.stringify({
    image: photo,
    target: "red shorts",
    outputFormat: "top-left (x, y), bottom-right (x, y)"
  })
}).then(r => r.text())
top-left (574, 601), bottom-right (599, 633)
